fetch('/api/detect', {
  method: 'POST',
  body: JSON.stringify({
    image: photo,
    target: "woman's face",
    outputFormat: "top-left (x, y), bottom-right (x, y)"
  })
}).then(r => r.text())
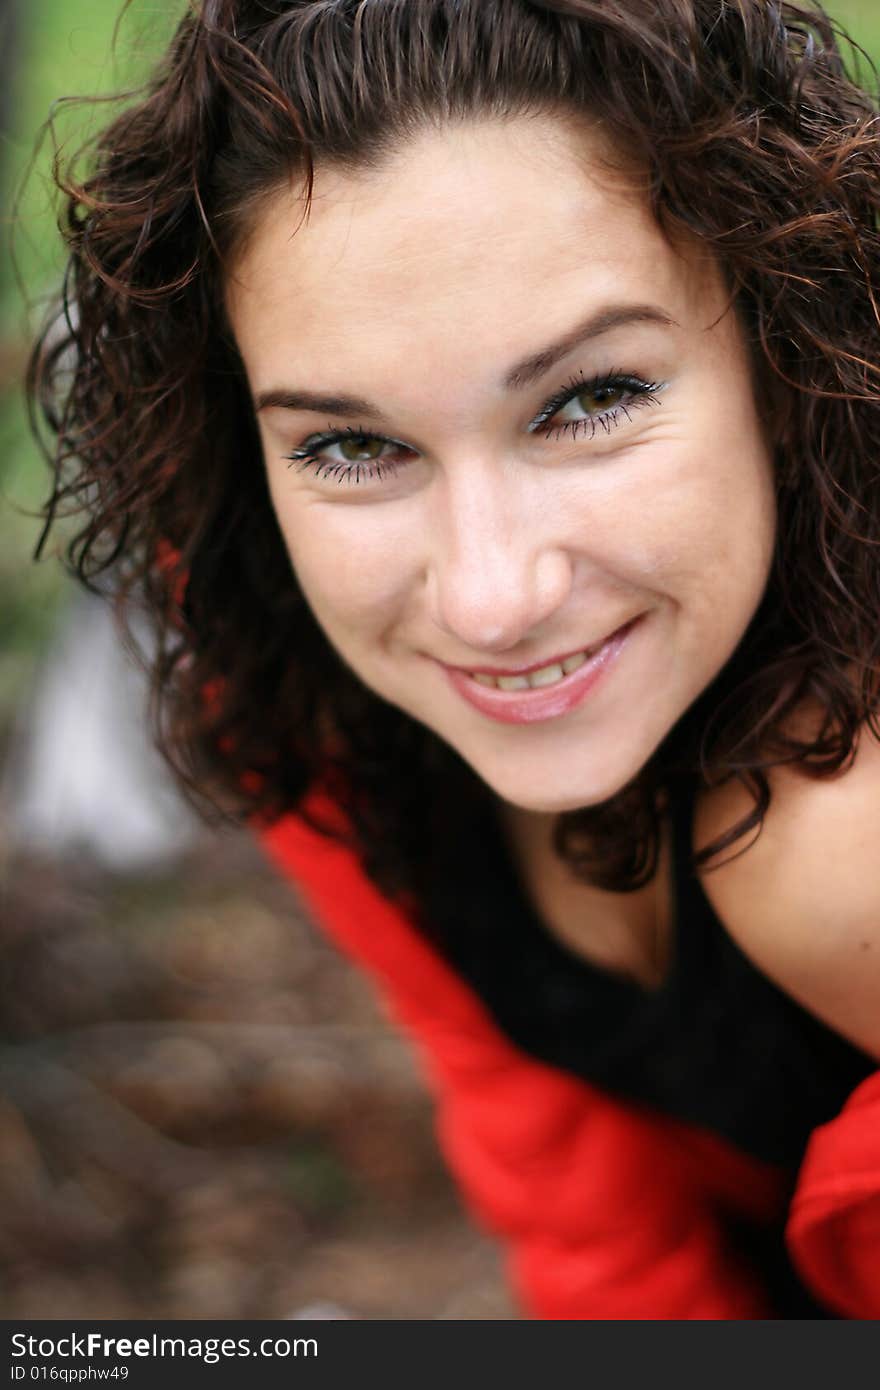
top-left (227, 115), bottom-right (777, 813)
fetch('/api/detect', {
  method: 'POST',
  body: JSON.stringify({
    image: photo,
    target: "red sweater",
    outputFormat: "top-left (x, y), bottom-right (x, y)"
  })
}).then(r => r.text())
top-left (261, 804), bottom-right (880, 1320)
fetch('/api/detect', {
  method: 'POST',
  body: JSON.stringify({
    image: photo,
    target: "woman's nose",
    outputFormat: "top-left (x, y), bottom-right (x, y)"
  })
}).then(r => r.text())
top-left (424, 470), bottom-right (573, 653)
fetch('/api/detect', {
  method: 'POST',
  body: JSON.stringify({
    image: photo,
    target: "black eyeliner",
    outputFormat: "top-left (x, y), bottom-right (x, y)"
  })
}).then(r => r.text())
top-left (284, 422), bottom-right (405, 470)
top-left (528, 368), bottom-right (661, 433)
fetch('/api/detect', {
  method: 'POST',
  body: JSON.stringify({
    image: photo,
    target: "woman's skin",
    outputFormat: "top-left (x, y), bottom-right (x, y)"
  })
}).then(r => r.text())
top-left (227, 114), bottom-right (880, 1044)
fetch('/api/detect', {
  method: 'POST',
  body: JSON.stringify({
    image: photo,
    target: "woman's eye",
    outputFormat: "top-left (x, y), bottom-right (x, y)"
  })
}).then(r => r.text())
top-left (333, 434), bottom-right (387, 462)
top-left (533, 373), bottom-right (661, 441)
top-left (561, 383), bottom-right (628, 416)
top-left (285, 430), bottom-right (415, 483)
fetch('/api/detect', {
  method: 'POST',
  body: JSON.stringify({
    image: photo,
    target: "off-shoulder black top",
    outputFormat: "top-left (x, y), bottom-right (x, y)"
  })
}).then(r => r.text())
top-left (417, 785), bottom-right (876, 1317)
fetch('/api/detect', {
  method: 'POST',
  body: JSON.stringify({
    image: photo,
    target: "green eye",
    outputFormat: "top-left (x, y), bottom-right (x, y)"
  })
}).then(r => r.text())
top-left (338, 434), bottom-right (385, 461)
top-left (531, 371), bottom-right (662, 441)
top-left (285, 426), bottom-right (416, 485)
top-left (577, 384), bottom-right (626, 413)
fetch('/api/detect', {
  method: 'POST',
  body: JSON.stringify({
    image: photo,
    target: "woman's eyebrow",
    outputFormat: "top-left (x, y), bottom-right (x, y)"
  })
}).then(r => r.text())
top-left (505, 302), bottom-right (676, 390)
top-left (253, 301), bottom-right (676, 418)
top-left (255, 387), bottom-right (386, 419)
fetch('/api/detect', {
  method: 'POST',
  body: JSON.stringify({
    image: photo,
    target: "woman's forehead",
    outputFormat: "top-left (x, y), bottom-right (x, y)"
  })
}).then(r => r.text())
top-left (226, 115), bottom-right (727, 392)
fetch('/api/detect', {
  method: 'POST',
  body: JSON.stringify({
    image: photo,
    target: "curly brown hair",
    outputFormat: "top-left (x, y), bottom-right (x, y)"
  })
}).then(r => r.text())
top-left (26, 0), bottom-right (880, 899)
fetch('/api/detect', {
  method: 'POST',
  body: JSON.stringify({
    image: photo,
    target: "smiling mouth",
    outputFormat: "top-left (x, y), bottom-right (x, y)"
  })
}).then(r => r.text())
top-left (467, 645), bottom-right (598, 692)
top-left (438, 617), bottom-right (640, 725)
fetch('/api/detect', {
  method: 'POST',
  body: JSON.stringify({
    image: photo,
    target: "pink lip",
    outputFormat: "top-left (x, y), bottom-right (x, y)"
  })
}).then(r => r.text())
top-left (441, 618), bottom-right (640, 725)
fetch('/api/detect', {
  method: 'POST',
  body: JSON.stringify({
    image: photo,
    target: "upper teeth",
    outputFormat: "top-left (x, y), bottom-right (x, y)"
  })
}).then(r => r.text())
top-left (471, 647), bottom-right (592, 691)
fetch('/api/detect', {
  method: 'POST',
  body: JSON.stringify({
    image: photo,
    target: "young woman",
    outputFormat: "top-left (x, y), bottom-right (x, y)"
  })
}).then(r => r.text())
top-left (29, 0), bottom-right (880, 1318)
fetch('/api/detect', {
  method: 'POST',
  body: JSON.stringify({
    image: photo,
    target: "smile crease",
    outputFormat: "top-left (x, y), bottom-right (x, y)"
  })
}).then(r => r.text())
top-left (469, 646), bottom-right (596, 691)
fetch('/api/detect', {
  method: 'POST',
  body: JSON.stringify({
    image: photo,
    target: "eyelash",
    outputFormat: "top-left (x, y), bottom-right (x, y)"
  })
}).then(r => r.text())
top-left (530, 369), bottom-right (661, 440)
top-left (283, 369), bottom-right (662, 485)
top-left (284, 426), bottom-right (413, 484)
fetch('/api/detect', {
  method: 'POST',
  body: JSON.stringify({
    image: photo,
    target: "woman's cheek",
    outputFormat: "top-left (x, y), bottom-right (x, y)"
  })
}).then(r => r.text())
top-left (280, 505), bottom-right (420, 635)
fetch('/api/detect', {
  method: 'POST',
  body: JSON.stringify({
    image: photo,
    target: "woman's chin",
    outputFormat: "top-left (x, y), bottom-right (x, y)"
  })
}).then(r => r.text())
top-left (477, 765), bottom-right (635, 816)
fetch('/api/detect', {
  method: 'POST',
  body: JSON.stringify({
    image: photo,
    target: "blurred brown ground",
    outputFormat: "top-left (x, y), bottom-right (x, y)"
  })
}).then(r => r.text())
top-left (0, 829), bottom-right (515, 1319)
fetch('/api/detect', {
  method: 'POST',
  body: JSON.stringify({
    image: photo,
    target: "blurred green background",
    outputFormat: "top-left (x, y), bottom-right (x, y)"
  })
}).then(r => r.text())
top-left (2, 0), bottom-right (880, 739)
top-left (1, 0), bottom-right (179, 735)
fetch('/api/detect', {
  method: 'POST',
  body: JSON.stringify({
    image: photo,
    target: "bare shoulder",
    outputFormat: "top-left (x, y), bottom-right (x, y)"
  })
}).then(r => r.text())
top-left (693, 725), bottom-right (880, 1062)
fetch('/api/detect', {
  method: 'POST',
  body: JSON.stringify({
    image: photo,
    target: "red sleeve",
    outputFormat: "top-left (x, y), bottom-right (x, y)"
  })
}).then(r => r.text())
top-left (436, 1074), bottom-right (778, 1319)
top-left (260, 808), bottom-right (787, 1319)
top-left (786, 1070), bottom-right (880, 1319)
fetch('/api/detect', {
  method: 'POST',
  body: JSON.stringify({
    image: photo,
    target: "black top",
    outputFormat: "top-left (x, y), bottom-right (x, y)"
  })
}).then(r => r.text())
top-left (416, 785), bottom-right (875, 1316)
top-left (419, 785), bottom-right (875, 1167)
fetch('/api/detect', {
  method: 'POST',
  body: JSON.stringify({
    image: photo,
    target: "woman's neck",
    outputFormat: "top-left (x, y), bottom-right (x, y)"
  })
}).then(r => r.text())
top-left (495, 800), bottom-right (673, 991)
